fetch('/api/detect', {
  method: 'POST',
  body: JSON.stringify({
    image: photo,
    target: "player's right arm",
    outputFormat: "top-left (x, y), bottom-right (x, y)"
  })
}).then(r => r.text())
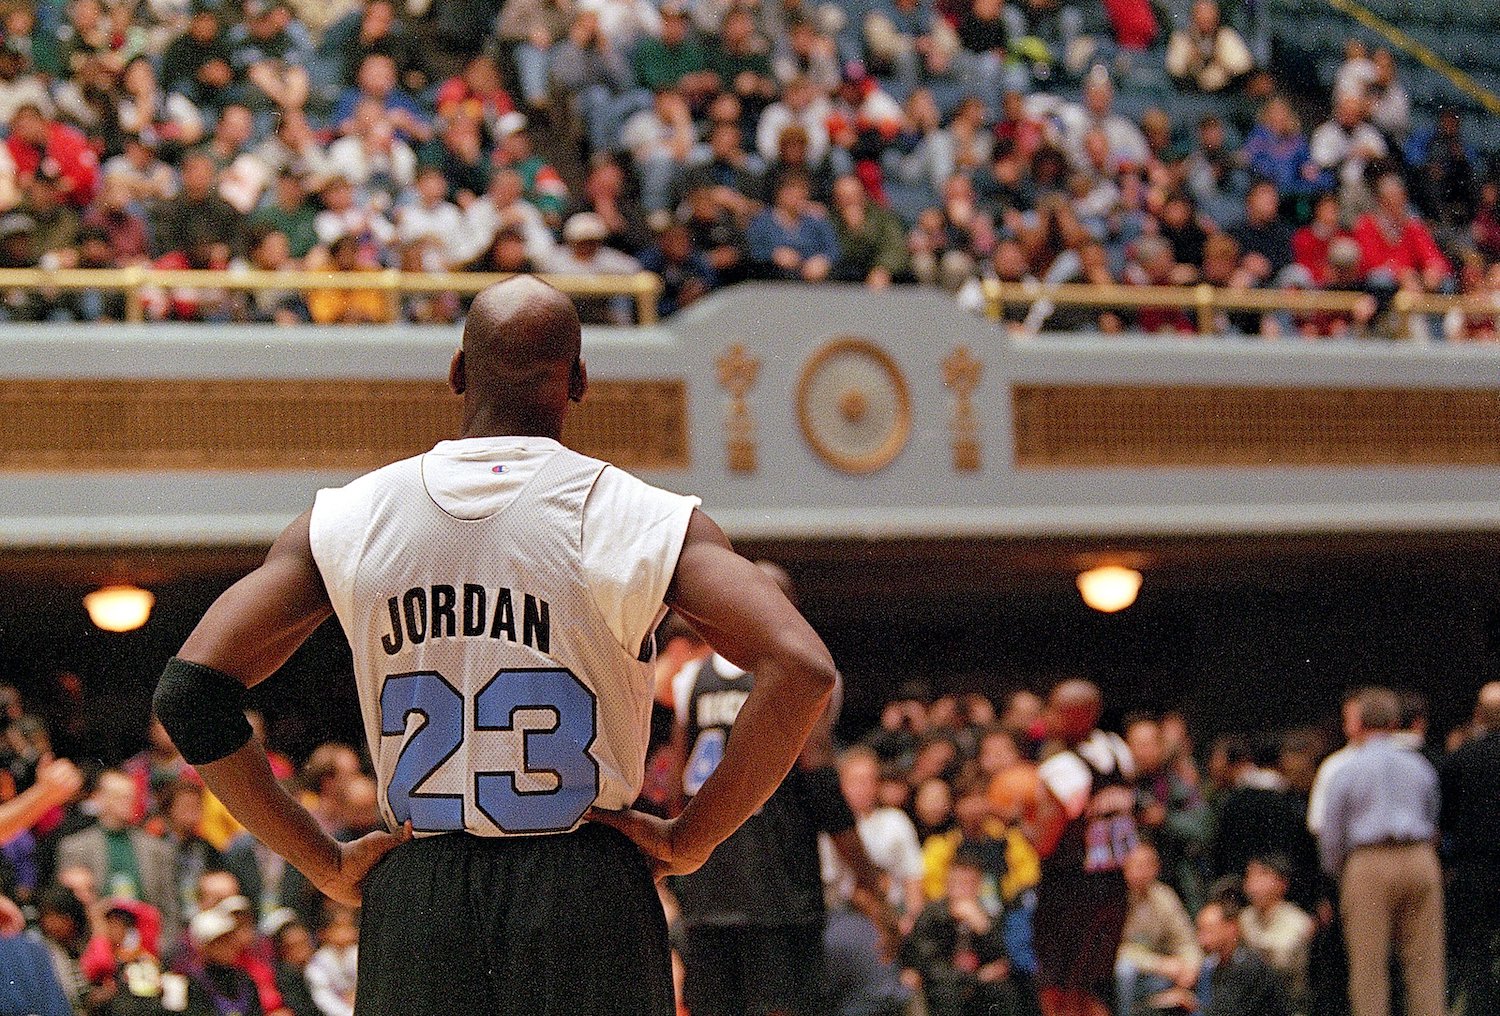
top-left (153, 511), bottom-right (410, 906)
top-left (590, 508), bottom-right (837, 877)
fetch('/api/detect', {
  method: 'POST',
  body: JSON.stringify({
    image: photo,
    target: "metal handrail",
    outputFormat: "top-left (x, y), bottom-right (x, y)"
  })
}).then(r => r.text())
top-left (0, 269), bottom-right (1487, 336)
top-left (980, 279), bottom-right (1490, 338)
top-left (0, 268), bottom-right (665, 324)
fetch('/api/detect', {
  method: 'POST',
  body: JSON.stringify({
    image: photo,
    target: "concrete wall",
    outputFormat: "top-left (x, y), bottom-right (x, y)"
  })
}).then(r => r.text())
top-left (6, 283), bottom-right (1500, 547)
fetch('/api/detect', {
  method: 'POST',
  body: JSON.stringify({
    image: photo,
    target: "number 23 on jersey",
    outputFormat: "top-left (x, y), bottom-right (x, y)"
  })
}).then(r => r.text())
top-left (379, 667), bottom-right (600, 834)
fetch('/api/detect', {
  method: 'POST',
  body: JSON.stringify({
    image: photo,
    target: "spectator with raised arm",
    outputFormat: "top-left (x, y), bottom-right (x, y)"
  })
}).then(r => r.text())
top-left (902, 846), bottom-right (1022, 1016)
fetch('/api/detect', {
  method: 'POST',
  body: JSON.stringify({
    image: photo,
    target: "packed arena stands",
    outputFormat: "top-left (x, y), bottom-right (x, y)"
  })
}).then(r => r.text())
top-left (3, 0), bottom-right (1500, 1013)
top-left (2, 662), bottom-right (1495, 1016)
top-left (0, 0), bottom-right (1495, 336)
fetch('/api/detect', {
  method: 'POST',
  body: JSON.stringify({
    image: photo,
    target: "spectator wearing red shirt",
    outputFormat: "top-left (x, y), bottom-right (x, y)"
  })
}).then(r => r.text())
top-left (4, 104), bottom-right (98, 208)
top-left (434, 53), bottom-right (514, 132)
top-left (1352, 172), bottom-right (1451, 292)
top-left (1104, 0), bottom-right (1159, 50)
top-left (994, 90), bottom-right (1044, 159)
top-left (1292, 192), bottom-right (1348, 287)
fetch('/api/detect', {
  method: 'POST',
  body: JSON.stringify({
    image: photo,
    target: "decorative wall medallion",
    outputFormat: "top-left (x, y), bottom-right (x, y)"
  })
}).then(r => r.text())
top-left (715, 343), bottom-right (761, 473)
top-left (796, 337), bottom-right (912, 474)
top-left (942, 345), bottom-right (983, 472)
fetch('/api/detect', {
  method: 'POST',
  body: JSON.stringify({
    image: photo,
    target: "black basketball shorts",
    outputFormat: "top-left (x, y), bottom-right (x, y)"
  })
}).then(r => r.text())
top-left (355, 823), bottom-right (673, 1016)
top-left (679, 921), bottom-right (826, 1016)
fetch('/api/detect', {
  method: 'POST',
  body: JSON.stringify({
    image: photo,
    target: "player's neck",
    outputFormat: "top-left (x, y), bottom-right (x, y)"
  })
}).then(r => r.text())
top-left (461, 404), bottom-right (564, 442)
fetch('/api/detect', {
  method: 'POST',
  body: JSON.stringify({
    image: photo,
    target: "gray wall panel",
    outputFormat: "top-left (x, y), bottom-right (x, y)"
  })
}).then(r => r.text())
top-left (5, 284), bottom-right (1500, 546)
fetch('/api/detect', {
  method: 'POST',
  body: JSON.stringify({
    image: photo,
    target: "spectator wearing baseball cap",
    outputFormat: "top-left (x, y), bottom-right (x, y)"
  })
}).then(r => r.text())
top-left (544, 212), bottom-right (644, 323)
top-left (186, 905), bottom-right (265, 1016)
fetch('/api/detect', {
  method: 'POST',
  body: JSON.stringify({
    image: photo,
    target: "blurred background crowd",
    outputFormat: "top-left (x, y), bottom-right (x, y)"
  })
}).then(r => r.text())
top-left (0, 0), bottom-right (1494, 335)
top-left (0, 639), bottom-right (1493, 1016)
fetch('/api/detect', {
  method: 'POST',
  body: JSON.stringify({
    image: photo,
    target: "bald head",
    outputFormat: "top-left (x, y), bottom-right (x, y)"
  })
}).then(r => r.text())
top-left (1049, 679), bottom-right (1103, 744)
top-left (452, 277), bottom-right (585, 438)
top-left (1477, 682), bottom-right (1500, 730)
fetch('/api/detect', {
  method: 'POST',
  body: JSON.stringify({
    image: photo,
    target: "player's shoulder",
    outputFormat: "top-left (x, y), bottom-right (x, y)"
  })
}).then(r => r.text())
top-left (1074, 729), bottom-right (1128, 774)
top-left (583, 458), bottom-right (702, 529)
top-left (587, 456), bottom-right (689, 501)
top-left (310, 453), bottom-right (424, 533)
top-left (320, 452), bottom-right (424, 500)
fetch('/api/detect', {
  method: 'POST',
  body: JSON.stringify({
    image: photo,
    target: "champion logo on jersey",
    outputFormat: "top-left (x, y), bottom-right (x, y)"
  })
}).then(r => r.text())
top-left (491, 465), bottom-right (507, 474)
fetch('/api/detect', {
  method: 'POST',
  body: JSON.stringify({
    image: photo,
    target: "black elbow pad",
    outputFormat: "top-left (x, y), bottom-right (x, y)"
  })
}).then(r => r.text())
top-left (153, 657), bottom-right (253, 766)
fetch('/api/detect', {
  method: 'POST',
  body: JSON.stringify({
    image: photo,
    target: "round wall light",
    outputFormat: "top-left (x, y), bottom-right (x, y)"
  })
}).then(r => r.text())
top-left (1076, 566), bottom-right (1142, 613)
top-left (84, 585), bottom-right (155, 632)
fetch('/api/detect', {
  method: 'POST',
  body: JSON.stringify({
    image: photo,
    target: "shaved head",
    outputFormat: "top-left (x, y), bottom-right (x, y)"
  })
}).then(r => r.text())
top-left (1049, 679), bottom-right (1103, 744)
top-left (452, 277), bottom-right (585, 438)
top-left (1477, 681), bottom-right (1500, 730)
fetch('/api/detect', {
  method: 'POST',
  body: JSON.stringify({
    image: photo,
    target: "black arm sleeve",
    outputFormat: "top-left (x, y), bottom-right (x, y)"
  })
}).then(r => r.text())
top-left (152, 657), bottom-right (253, 766)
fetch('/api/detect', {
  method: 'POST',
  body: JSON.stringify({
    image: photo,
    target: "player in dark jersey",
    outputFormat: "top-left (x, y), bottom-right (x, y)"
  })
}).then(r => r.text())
top-left (153, 278), bottom-right (840, 1016)
top-left (656, 563), bottom-right (898, 1016)
top-left (1028, 680), bottom-right (1137, 1016)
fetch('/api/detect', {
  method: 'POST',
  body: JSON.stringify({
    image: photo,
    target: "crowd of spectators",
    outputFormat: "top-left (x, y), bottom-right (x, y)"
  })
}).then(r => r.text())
top-left (799, 680), bottom-right (1494, 1016)
top-left (0, 698), bottom-right (379, 1016)
top-left (0, 0), bottom-right (1494, 335)
top-left (0, 656), bottom-right (1495, 1015)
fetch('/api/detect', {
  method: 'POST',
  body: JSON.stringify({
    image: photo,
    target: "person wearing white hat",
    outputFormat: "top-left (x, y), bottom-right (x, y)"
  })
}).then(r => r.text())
top-left (542, 212), bottom-right (643, 323)
top-left (184, 906), bottom-right (262, 1016)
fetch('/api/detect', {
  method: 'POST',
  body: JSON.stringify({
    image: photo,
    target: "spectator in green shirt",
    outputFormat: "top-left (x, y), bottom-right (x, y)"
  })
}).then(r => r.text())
top-left (830, 174), bottom-right (912, 287)
top-left (707, 8), bottom-right (777, 113)
top-left (632, 3), bottom-right (718, 108)
top-left (495, 125), bottom-right (569, 228)
top-left (249, 172), bottom-right (320, 260)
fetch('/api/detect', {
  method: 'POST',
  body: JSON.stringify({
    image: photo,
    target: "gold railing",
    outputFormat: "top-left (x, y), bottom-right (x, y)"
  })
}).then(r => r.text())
top-left (0, 268), bottom-right (665, 324)
top-left (0, 270), bottom-right (1488, 336)
top-left (981, 279), bottom-right (1495, 338)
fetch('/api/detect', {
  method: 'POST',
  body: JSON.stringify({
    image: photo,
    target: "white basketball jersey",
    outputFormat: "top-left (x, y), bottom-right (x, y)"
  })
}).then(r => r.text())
top-left (309, 436), bottom-right (699, 838)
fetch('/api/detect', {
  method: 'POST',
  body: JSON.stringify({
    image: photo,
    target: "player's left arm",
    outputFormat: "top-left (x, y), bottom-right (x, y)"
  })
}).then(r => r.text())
top-left (1027, 787), bottom-right (1068, 858)
top-left (829, 827), bottom-right (902, 960)
top-left (155, 510), bottom-right (409, 906)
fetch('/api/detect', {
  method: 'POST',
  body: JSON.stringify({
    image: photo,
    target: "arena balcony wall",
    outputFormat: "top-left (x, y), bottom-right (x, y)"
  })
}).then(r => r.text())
top-left (4, 283), bottom-right (1500, 550)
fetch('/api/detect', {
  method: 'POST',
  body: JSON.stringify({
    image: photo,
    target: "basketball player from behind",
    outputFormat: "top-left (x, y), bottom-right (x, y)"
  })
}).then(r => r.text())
top-left (153, 277), bottom-right (838, 1015)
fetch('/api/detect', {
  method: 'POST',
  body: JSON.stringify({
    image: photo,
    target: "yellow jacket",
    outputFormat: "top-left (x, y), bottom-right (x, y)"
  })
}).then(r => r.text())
top-left (922, 820), bottom-right (1040, 905)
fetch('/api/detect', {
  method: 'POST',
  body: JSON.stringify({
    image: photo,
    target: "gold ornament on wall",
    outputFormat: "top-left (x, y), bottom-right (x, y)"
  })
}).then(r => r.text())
top-left (796, 337), bottom-right (912, 474)
top-left (942, 345), bottom-right (982, 472)
top-left (715, 343), bottom-right (761, 473)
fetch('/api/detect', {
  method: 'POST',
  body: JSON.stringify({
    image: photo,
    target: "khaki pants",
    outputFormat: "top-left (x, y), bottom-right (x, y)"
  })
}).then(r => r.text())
top-left (1340, 842), bottom-right (1446, 1016)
